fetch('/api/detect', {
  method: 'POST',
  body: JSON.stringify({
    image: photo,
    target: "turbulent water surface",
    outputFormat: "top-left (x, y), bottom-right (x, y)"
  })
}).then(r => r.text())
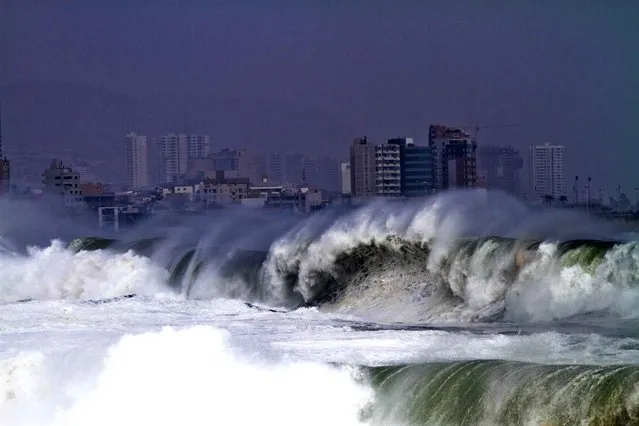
top-left (2, 191), bottom-right (639, 425)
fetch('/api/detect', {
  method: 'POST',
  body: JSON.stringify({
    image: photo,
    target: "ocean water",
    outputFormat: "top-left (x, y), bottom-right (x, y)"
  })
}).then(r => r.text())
top-left (2, 190), bottom-right (639, 425)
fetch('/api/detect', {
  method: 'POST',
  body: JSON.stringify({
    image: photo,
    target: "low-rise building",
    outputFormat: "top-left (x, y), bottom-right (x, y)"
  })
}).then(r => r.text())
top-left (81, 182), bottom-right (107, 196)
top-left (42, 159), bottom-right (84, 208)
top-left (262, 187), bottom-right (323, 213)
top-left (174, 185), bottom-right (197, 202)
top-left (201, 175), bottom-right (250, 205)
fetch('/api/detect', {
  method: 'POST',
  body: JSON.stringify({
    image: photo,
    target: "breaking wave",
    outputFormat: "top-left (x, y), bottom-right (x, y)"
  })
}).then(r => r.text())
top-left (367, 360), bottom-right (639, 425)
top-left (0, 326), bottom-right (373, 426)
top-left (62, 192), bottom-right (639, 324)
top-left (4, 326), bottom-right (639, 426)
top-left (3, 191), bottom-right (639, 425)
top-left (5, 190), bottom-right (639, 323)
top-left (0, 240), bottom-right (170, 304)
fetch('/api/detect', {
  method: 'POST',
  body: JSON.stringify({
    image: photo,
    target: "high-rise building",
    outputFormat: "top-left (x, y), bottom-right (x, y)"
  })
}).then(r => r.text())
top-left (428, 125), bottom-right (477, 190)
top-left (186, 134), bottom-right (211, 159)
top-left (302, 156), bottom-right (319, 187)
top-left (340, 162), bottom-right (351, 195)
top-left (281, 152), bottom-right (304, 185)
top-left (402, 141), bottom-right (435, 197)
top-left (0, 101), bottom-right (9, 196)
top-left (529, 143), bottom-right (565, 203)
top-left (157, 134), bottom-right (188, 184)
top-left (0, 159), bottom-right (9, 196)
top-left (477, 145), bottom-right (523, 196)
top-left (254, 152), bottom-right (305, 186)
top-left (375, 140), bottom-right (403, 197)
top-left (156, 133), bottom-right (211, 184)
top-left (125, 133), bottom-right (149, 190)
top-left (349, 137), bottom-right (376, 198)
top-left (208, 149), bottom-right (259, 183)
top-left (0, 100), bottom-right (3, 159)
top-left (302, 155), bottom-right (339, 191)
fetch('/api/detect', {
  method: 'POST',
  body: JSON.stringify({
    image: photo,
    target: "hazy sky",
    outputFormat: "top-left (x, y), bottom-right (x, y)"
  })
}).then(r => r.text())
top-left (2, 1), bottom-right (638, 192)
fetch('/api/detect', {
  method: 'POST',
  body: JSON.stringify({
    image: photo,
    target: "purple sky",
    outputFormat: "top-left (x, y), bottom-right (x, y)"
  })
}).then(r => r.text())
top-left (2, 1), bottom-right (638, 193)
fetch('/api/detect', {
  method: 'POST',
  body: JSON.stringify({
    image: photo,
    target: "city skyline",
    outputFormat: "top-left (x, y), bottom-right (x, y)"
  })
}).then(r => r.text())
top-left (1, 5), bottom-right (638, 422)
top-left (2, 2), bottom-right (638, 192)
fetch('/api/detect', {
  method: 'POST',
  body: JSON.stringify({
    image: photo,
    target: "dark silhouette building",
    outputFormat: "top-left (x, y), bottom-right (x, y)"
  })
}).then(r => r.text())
top-left (428, 125), bottom-right (477, 190)
top-left (477, 145), bottom-right (523, 196)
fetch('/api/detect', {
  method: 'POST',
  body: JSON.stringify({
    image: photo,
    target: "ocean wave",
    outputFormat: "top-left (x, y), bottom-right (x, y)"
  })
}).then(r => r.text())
top-left (67, 234), bottom-right (639, 323)
top-left (23, 191), bottom-right (639, 322)
top-left (367, 360), bottom-right (639, 425)
top-left (0, 240), bottom-right (170, 304)
top-left (0, 326), bottom-right (372, 426)
top-left (4, 325), bottom-right (639, 425)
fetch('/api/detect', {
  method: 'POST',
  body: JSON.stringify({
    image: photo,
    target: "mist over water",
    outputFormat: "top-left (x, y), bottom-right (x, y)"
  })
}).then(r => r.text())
top-left (2, 190), bottom-right (639, 425)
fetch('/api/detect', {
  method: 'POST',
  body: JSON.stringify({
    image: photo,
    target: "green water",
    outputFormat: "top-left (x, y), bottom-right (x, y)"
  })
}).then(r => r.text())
top-left (367, 360), bottom-right (639, 425)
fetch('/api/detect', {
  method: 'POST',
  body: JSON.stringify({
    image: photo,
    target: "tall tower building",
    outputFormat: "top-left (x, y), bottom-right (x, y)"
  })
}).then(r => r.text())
top-left (529, 143), bottom-right (565, 203)
top-left (401, 139), bottom-right (435, 197)
top-left (478, 145), bottom-right (523, 197)
top-left (254, 152), bottom-right (305, 186)
top-left (157, 133), bottom-right (210, 184)
top-left (0, 101), bottom-right (10, 196)
top-left (186, 134), bottom-right (211, 159)
top-left (340, 162), bottom-right (352, 195)
top-left (158, 133), bottom-right (188, 184)
top-left (208, 148), bottom-right (259, 183)
top-left (125, 133), bottom-right (149, 190)
top-left (349, 137), bottom-right (376, 198)
top-left (428, 125), bottom-right (477, 191)
top-left (0, 100), bottom-right (3, 158)
top-left (375, 139), bottom-right (404, 197)
top-left (301, 155), bottom-right (339, 191)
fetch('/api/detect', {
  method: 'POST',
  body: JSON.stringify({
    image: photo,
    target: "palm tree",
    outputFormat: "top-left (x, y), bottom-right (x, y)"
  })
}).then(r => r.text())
top-left (542, 194), bottom-right (554, 207)
top-left (558, 195), bottom-right (568, 207)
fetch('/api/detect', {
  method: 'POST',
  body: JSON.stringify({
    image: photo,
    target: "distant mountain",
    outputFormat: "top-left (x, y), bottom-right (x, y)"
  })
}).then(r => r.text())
top-left (0, 81), bottom-right (354, 181)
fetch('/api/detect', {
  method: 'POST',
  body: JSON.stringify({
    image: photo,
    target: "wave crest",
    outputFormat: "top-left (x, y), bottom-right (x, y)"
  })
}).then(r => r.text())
top-left (0, 240), bottom-right (170, 303)
top-left (29, 192), bottom-right (639, 322)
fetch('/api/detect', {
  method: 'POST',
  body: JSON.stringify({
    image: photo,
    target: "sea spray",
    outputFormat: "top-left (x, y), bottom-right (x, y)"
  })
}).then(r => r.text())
top-left (1, 326), bottom-right (373, 426)
top-left (61, 192), bottom-right (639, 323)
top-left (0, 240), bottom-right (171, 303)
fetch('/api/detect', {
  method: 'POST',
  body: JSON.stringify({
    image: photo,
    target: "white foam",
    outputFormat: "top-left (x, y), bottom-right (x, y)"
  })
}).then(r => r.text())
top-left (505, 242), bottom-right (639, 321)
top-left (0, 352), bottom-right (51, 424)
top-left (0, 240), bottom-right (171, 303)
top-left (0, 326), bottom-right (373, 426)
top-left (259, 194), bottom-right (639, 322)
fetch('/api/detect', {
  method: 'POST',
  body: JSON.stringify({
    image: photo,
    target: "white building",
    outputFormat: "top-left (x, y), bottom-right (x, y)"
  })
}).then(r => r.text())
top-left (529, 143), bottom-right (565, 203)
top-left (125, 133), bottom-right (149, 189)
top-left (375, 142), bottom-right (402, 197)
top-left (340, 162), bottom-right (351, 195)
top-left (42, 159), bottom-right (84, 208)
top-left (158, 134), bottom-right (188, 184)
top-left (174, 185), bottom-right (197, 202)
top-left (186, 134), bottom-right (211, 159)
top-left (158, 133), bottom-right (210, 184)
